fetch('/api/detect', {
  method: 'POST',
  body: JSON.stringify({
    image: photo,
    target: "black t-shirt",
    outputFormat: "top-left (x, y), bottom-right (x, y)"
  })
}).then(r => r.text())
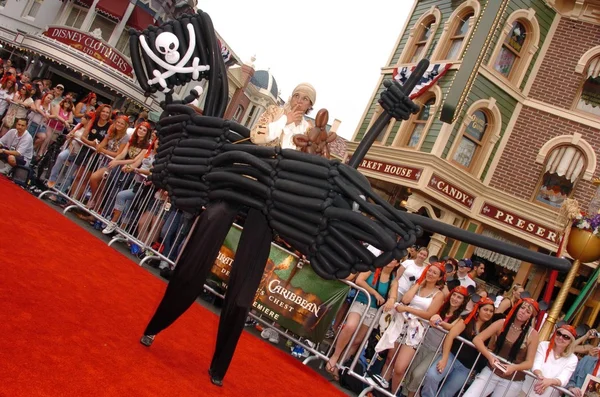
top-left (450, 316), bottom-right (487, 372)
top-left (88, 119), bottom-right (111, 143)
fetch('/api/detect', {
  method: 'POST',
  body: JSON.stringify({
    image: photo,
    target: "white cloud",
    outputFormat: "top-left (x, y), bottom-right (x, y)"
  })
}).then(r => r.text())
top-left (199, 0), bottom-right (412, 139)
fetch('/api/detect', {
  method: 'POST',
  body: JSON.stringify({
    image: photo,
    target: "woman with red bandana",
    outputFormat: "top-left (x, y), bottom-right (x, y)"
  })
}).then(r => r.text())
top-left (384, 262), bottom-right (446, 393)
top-left (403, 286), bottom-right (469, 397)
top-left (525, 324), bottom-right (578, 396)
top-left (463, 298), bottom-right (540, 397)
top-left (421, 296), bottom-right (496, 397)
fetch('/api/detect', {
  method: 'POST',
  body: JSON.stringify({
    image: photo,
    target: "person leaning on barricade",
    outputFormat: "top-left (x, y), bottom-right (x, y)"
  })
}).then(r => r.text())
top-left (374, 262), bottom-right (446, 393)
top-left (73, 92), bottom-right (96, 125)
top-left (523, 324), bottom-right (578, 397)
top-left (402, 286), bottom-right (469, 397)
top-left (69, 104), bottom-right (112, 203)
top-left (0, 118), bottom-right (33, 175)
top-left (38, 97), bottom-right (74, 157)
top-left (29, 92), bottom-right (53, 141)
top-left (462, 298), bottom-right (540, 397)
top-left (101, 129), bottom-right (154, 236)
top-left (0, 75), bottom-right (17, 122)
top-left (2, 83), bottom-right (33, 136)
top-left (421, 296), bottom-right (496, 397)
top-left (86, 114), bottom-right (129, 210)
top-left (325, 259), bottom-right (400, 381)
top-left (46, 111), bottom-right (95, 189)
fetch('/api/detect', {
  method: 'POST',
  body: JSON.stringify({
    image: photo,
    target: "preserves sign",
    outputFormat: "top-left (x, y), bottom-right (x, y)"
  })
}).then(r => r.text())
top-left (43, 27), bottom-right (133, 77)
top-left (480, 202), bottom-right (559, 244)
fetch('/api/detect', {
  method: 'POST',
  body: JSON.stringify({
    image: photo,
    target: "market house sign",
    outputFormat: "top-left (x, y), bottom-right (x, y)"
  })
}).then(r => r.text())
top-left (427, 174), bottom-right (475, 209)
top-left (43, 27), bottom-right (133, 77)
top-left (359, 158), bottom-right (422, 181)
top-left (480, 203), bottom-right (558, 244)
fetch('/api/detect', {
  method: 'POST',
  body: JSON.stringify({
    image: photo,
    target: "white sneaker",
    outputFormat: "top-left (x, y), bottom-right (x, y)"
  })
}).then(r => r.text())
top-left (268, 331), bottom-right (279, 344)
top-left (260, 328), bottom-right (274, 340)
top-left (158, 260), bottom-right (169, 270)
top-left (102, 222), bottom-right (117, 234)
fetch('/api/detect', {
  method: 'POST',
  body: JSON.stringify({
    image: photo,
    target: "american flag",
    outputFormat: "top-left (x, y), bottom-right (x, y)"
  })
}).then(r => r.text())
top-left (393, 63), bottom-right (453, 99)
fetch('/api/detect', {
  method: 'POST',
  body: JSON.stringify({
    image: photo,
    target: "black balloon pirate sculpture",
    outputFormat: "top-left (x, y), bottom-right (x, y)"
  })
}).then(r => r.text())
top-left (129, 10), bottom-right (570, 387)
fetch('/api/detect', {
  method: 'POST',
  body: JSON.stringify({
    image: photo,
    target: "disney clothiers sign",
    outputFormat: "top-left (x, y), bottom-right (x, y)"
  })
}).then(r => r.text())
top-left (43, 27), bottom-right (133, 77)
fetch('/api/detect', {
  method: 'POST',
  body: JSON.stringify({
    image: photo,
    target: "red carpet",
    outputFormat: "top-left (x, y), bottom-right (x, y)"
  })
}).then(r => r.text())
top-left (0, 177), bottom-right (345, 397)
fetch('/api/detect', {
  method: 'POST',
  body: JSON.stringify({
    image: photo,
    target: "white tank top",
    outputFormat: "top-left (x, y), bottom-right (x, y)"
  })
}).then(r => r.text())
top-left (409, 285), bottom-right (439, 312)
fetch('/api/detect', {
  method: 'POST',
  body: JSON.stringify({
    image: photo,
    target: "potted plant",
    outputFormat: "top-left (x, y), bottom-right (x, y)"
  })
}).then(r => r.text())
top-left (567, 211), bottom-right (600, 263)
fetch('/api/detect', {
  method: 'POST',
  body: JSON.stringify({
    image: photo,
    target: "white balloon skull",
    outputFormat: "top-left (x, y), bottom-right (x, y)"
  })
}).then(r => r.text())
top-left (155, 32), bottom-right (180, 64)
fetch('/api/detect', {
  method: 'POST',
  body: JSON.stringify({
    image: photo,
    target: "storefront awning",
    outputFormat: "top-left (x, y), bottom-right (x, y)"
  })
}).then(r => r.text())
top-left (473, 229), bottom-right (525, 272)
top-left (97, 0), bottom-right (129, 21)
top-left (128, 7), bottom-right (156, 31)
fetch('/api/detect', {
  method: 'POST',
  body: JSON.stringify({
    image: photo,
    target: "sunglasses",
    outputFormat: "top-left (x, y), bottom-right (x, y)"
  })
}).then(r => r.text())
top-left (556, 332), bottom-right (572, 341)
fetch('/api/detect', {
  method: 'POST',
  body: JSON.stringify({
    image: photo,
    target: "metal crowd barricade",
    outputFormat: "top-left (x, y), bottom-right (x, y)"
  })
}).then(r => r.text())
top-left (38, 138), bottom-right (190, 268)
top-left (342, 309), bottom-right (576, 397)
top-left (33, 141), bottom-right (579, 395)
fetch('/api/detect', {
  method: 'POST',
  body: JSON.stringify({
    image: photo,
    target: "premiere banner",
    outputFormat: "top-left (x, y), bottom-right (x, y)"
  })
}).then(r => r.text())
top-left (207, 224), bottom-right (350, 342)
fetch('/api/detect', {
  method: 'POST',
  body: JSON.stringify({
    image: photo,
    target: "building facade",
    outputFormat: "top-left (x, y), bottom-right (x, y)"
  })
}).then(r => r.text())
top-left (349, 0), bottom-right (600, 321)
top-left (0, 0), bottom-right (284, 124)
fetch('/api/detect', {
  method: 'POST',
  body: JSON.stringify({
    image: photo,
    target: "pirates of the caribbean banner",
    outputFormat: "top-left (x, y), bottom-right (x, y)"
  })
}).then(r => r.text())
top-left (208, 224), bottom-right (350, 342)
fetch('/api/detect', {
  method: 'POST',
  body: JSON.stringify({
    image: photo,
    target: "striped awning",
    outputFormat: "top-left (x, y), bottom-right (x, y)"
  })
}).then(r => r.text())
top-left (587, 56), bottom-right (600, 79)
top-left (545, 146), bottom-right (585, 183)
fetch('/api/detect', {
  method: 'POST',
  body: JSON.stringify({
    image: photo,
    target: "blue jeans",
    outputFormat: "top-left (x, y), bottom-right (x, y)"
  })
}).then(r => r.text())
top-left (421, 353), bottom-right (472, 397)
top-left (28, 122), bottom-right (45, 138)
top-left (48, 149), bottom-right (74, 183)
top-left (114, 189), bottom-right (136, 212)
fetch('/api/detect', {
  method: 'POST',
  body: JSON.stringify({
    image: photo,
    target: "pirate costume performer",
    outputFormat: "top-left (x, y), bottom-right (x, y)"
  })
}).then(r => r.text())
top-left (141, 84), bottom-right (317, 386)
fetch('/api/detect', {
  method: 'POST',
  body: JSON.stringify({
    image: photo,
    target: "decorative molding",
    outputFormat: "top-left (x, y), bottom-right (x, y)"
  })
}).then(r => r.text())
top-left (524, 98), bottom-right (600, 129)
top-left (575, 45), bottom-right (600, 74)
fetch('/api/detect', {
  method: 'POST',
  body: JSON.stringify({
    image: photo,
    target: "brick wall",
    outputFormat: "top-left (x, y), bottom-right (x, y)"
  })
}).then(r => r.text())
top-left (528, 18), bottom-right (600, 109)
top-left (489, 106), bottom-right (598, 206)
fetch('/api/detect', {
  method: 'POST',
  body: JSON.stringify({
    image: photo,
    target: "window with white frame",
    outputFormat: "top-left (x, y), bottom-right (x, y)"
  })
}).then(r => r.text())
top-left (405, 97), bottom-right (435, 147)
top-left (23, 0), bottom-right (44, 19)
top-left (488, 9), bottom-right (540, 87)
top-left (575, 56), bottom-right (600, 117)
top-left (65, 6), bottom-right (88, 30)
top-left (233, 105), bottom-right (244, 122)
top-left (115, 30), bottom-right (131, 57)
top-left (410, 18), bottom-right (435, 63)
top-left (445, 12), bottom-right (474, 60)
top-left (493, 21), bottom-right (527, 78)
top-left (244, 105), bottom-right (257, 127)
top-left (451, 109), bottom-right (490, 170)
top-left (89, 14), bottom-right (117, 42)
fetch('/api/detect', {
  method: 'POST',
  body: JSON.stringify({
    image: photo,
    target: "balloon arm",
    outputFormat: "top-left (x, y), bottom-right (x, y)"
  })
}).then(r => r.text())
top-left (402, 212), bottom-right (571, 271)
top-left (348, 58), bottom-right (429, 169)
